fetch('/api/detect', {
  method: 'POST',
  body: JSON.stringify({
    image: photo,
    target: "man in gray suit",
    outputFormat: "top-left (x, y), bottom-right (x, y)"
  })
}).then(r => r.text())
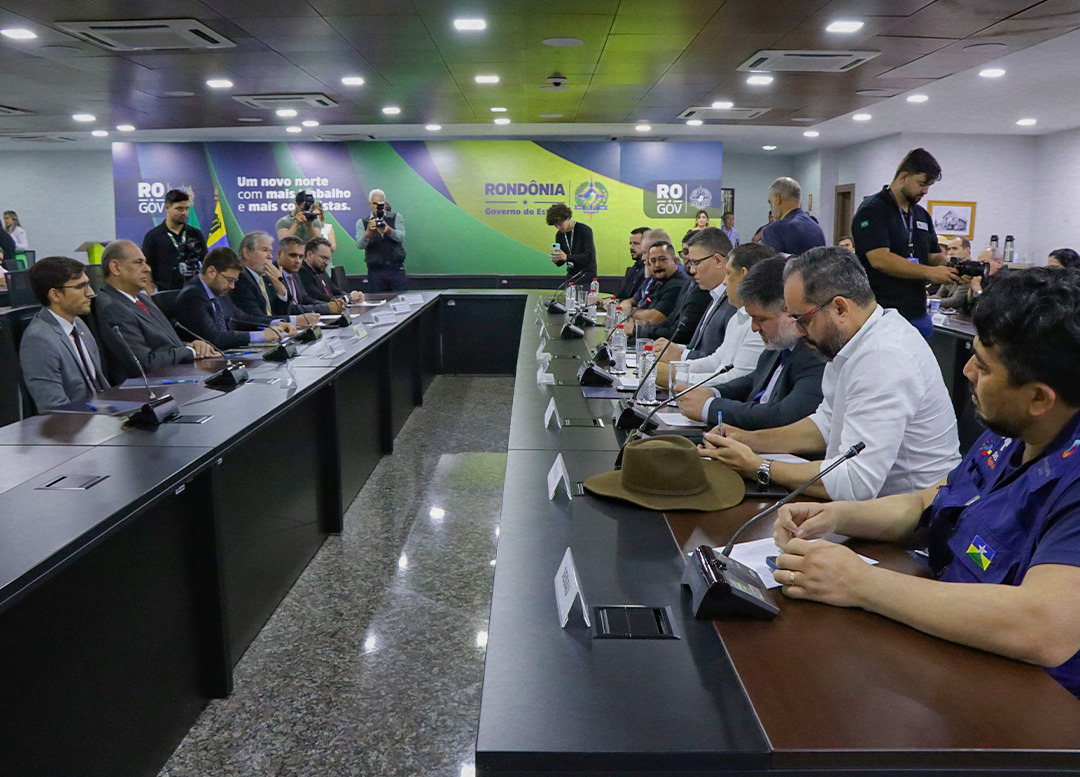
top-left (675, 256), bottom-right (825, 430)
top-left (93, 240), bottom-right (218, 382)
top-left (19, 256), bottom-right (111, 411)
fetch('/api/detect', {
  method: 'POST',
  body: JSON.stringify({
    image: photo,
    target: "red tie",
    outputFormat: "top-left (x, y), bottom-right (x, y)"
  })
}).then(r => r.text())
top-left (135, 298), bottom-right (150, 314)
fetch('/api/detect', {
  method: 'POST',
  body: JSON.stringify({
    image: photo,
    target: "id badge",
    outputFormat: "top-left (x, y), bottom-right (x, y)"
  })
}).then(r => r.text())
top-left (905, 255), bottom-right (920, 264)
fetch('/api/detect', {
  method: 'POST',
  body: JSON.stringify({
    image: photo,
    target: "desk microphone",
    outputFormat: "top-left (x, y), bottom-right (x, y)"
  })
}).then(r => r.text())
top-left (172, 319), bottom-right (249, 391)
top-left (680, 442), bottom-right (865, 620)
top-left (110, 325), bottom-right (180, 425)
top-left (610, 336), bottom-right (678, 427)
top-left (547, 269), bottom-right (589, 314)
top-left (616, 362), bottom-right (734, 434)
top-left (229, 318), bottom-right (298, 362)
top-left (593, 309), bottom-right (632, 367)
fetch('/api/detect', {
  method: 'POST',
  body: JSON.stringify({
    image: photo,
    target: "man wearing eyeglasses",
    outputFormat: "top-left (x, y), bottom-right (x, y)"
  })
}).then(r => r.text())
top-left (19, 256), bottom-right (111, 411)
top-left (700, 246), bottom-right (960, 501)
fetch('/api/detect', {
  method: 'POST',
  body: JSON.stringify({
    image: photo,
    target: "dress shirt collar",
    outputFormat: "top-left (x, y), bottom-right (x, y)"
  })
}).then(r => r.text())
top-left (709, 282), bottom-right (727, 302)
top-left (834, 304), bottom-right (883, 365)
top-left (199, 275), bottom-right (217, 300)
top-left (113, 286), bottom-right (139, 305)
top-left (47, 308), bottom-right (76, 335)
top-left (245, 266), bottom-right (264, 285)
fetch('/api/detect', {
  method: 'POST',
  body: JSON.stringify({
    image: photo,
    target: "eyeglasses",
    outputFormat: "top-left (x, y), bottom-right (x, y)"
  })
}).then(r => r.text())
top-left (684, 253), bottom-right (718, 270)
top-left (789, 296), bottom-right (837, 329)
top-left (57, 281), bottom-right (92, 293)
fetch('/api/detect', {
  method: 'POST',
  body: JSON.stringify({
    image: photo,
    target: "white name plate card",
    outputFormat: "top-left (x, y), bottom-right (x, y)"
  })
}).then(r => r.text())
top-left (352, 325), bottom-right (368, 340)
top-left (400, 293), bottom-right (424, 305)
top-left (537, 364), bottom-right (555, 386)
top-left (390, 302), bottom-right (412, 315)
top-left (555, 547), bottom-right (590, 628)
top-left (372, 312), bottom-right (399, 326)
top-left (544, 397), bottom-right (562, 429)
top-left (547, 453), bottom-right (572, 501)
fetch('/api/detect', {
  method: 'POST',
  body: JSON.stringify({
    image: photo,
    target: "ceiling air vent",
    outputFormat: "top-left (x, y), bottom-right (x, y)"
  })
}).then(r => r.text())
top-left (738, 50), bottom-right (880, 73)
top-left (56, 19), bottom-right (235, 51)
top-left (233, 94), bottom-right (339, 110)
top-left (317, 134), bottom-right (377, 141)
top-left (0, 105), bottom-right (32, 116)
top-left (3, 134), bottom-right (78, 143)
top-left (679, 107), bottom-right (771, 121)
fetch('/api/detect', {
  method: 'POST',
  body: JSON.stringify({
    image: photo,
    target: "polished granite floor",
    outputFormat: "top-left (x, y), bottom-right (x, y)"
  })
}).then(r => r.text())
top-left (160, 375), bottom-right (516, 777)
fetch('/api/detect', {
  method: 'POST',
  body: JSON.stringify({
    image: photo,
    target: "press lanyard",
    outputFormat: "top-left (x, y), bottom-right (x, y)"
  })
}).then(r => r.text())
top-left (167, 226), bottom-right (185, 250)
top-left (562, 224), bottom-right (575, 257)
top-left (890, 190), bottom-right (916, 256)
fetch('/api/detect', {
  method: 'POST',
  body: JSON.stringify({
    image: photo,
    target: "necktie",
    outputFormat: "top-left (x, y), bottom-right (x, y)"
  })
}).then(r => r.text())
top-left (70, 324), bottom-right (103, 393)
top-left (135, 297), bottom-right (150, 314)
top-left (258, 276), bottom-right (272, 314)
top-left (286, 274), bottom-right (298, 303)
top-left (211, 297), bottom-right (227, 331)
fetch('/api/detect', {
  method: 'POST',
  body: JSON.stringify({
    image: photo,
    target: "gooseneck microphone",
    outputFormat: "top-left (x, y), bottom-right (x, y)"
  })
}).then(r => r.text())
top-left (720, 442), bottom-right (866, 557)
top-left (173, 318), bottom-right (250, 391)
top-left (635, 362), bottom-right (735, 433)
top-left (110, 325), bottom-right (180, 425)
top-left (547, 268), bottom-right (589, 314)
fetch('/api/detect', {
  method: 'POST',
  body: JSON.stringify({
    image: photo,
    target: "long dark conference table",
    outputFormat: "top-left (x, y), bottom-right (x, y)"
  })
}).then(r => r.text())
top-left (0, 290), bottom-right (1075, 776)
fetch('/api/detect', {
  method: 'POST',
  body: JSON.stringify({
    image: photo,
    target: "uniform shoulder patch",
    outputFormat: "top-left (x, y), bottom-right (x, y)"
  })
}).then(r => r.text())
top-left (860, 219), bottom-right (870, 228)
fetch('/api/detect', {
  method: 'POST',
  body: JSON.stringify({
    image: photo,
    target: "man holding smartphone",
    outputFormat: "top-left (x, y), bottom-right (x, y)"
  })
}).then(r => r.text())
top-left (356, 188), bottom-right (407, 293)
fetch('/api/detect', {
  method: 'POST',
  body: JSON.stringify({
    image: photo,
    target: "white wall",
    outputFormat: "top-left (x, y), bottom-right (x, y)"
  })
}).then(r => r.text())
top-left (721, 152), bottom-right (794, 239)
top-left (2, 149), bottom-right (114, 262)
top-left (1033, 126), bottom-right (1080, 262)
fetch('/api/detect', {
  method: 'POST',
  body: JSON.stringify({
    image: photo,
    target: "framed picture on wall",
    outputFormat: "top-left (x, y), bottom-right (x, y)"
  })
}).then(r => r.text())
top-left (927, 200), bottom-right (976, 240)
top-left (721, 188), bottom-right (735, 214)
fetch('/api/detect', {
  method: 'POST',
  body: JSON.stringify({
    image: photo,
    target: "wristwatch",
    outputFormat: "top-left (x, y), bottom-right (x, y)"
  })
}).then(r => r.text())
top-left (756, 459), bottom-right (773, 487)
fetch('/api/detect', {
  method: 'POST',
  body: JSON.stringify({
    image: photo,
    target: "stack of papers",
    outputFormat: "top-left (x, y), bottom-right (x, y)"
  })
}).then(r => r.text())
top-left (723, 537), bottom-right (878, 589)
top-left (656, 411), bottom-right (706, 428)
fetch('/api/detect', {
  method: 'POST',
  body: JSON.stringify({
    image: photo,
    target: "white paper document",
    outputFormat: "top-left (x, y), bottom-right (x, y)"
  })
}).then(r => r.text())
top-left (615, 377), bottom-right (639, 391)
top-left (352, 299), bottom-right (387, 308)
top-left (656, 411), bottom-right (706, 428)
top-left (760, 453), bottom-right (810, 464)
top-left (722, 537), bottom-right (878, 589)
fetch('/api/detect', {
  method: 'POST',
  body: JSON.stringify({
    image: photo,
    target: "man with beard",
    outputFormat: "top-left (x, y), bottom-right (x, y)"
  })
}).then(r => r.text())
top-left (852, 148), bottom-right (959, 340)
top-left (674, 256), bottom-right (825, 429)
top-left (699, 247), bottom-right (959, 500)
top-left (767, 268), bottom-right (1080, 701)
top-left (616, 227), bottom-right (650, 300)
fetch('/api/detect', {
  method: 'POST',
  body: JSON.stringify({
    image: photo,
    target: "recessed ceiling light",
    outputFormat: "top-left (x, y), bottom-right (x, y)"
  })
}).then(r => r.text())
top-left (426, 124), bottom-right (442, 131)
top-left (762, 145), bottom-right (777, 151)
top-left (302, 120), bottom-right (319, 127)
top-left (1017, 118), bottom-right (1037, 126)
top-left (979, 68), bottom-right (1006, 78)
top-left (91, 130), bottom-right (109, 137)
top-left (72, 113), bottom-right (95, 122)
top-left (543, 37), bottom-right (583, 47)
top-left (853, 113), bottom-right (872, 121)
top-left (206, 79), bottom-right (233, 89)
top-left (792, 117), bottom-right (816, 123)
top-left (539, 113), bottom-right (563, 119)
top-left (686, 119), bottom-right (703, 126)
top-left (382, 106), bottom-right (401, 115)
top-left (1, 28), bottom-right (37, 40)
top-left (237, 117), bottom-right (262, 123)
top-left (494, 117), bottom-right (511, 125)
top-left (964, 42), bottom-right (1007, 52)
top-left (803, 130), bottom-right (820, 138)
top-left (826, 20), bottom-right (864, 33)
top-left (746, 74), bottom-right (774, 86)
top-left (453, 18), bottom-right (486, 31)
top-left (635, 124), bottom-right (651, 132)
top-left (475, 75), bottom-right (499, 84)
top-left (490, 107), bottom-right (507, 112)
top-left (276, 108), bottom-right (297, 117)
top-left (906, 94), bottom-right (929, 103)
top-left (711, 101), bottom-right (734, 110)
top-left (341, 76), bottom-right (365, 86)
top-left (286, 126), bottom-right (302, 133)
top-left (116, 124), bottom-right (136, 132)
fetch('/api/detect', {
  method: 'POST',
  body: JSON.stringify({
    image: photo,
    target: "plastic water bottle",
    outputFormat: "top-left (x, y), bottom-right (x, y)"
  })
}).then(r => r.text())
top-left (605, 299), bottom-right (617, 333)
top-left (1003, 235), bottom-right (1015, 263)
top-left (566, 282), bottom-right (577, 315)
top-left (588, 278), bottom-right (600, 306)
top-left (638, 344), bottom-right (658, 405)
top-left (611, 324), bottom-right (627, 374)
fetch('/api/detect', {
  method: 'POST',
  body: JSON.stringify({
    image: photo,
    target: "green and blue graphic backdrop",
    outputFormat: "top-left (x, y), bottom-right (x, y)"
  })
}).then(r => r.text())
top-left (112, 140), bottom-right (724, 275)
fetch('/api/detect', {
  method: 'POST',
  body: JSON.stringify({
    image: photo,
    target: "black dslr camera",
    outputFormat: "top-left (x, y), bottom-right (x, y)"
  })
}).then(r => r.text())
top-left (375, 201), bottom-right (386, 228)
top-left (953, 259), bottom-right (988, 280)
top-left (176, 238), bottom-right (203, 279)
top-left (298, 190), bottom-right (316, 219)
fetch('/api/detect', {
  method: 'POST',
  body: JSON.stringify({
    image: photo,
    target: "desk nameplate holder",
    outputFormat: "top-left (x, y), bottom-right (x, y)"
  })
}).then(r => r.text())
top-left (547, 454), bottom-right (572, 501)
top-left (545, 398), bottom-right (561, 429)
top-left (400, 293), bottom-right (424, 306)
top-left (372, 312), bottom-right (399, 327)
top-left (390, 302), bottom-right (412, 315)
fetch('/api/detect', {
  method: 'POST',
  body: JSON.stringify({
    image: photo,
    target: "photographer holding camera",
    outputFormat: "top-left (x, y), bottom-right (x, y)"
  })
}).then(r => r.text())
top-left (355, 188), bottom-right (407, 293)
top-left (141, 189), bottom-right (208, 290)
top-left (276, 191), bottom-right (324, 244)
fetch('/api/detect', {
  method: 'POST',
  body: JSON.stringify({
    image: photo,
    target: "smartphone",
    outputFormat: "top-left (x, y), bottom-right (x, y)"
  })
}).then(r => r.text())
top-left (551, 242), bottom-right (561, 255)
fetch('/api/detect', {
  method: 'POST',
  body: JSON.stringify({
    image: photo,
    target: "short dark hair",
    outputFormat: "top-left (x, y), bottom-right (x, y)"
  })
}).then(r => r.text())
top-left (728, 242), bottom-right (777, 272)
top-left (295, 190), bottom-right (308, 204)
top-left (973, 267), bottom-right (1080, 406)
top-left (630, 226), bottom-right (650, 236)
top-left (278, 235), bottom-right (304, 254)
top-left (1049, 248), bottom-right (1080, 269)
top-left (738, 256), bottom-right (789, 311)
top-left (28, 256), bottom-right (87, 306)
top-left (784, 246), bottom-right (875, 307)
top-left (545, 203), bottom-right (572, 226)
top-left (305, 236), bottom-right (332, 255)
top-left (201, 246), bottom-right (243, 275)
top-left (686, 226), bottom-right (733, 258)
top-left (164, 189), bottom-right (190, 207)
top-left (894, 148), bottom-right (942, 183)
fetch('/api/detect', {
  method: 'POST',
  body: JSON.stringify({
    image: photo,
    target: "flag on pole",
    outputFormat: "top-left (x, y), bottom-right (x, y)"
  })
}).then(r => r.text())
top-left (208, 188), bottom-right (228, 249)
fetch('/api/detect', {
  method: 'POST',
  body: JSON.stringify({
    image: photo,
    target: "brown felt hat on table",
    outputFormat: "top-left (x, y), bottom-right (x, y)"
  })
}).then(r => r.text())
top-left (584, 435), bottom-right (745, 512)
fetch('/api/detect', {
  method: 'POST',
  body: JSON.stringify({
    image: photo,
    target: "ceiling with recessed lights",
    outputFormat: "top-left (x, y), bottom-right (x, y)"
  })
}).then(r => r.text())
top-left (0, 0), bottom-right (1076, 145)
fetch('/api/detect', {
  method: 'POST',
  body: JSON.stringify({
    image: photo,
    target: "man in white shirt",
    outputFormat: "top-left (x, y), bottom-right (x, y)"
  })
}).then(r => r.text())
top-left (701, 246), bottom-right (960, 500)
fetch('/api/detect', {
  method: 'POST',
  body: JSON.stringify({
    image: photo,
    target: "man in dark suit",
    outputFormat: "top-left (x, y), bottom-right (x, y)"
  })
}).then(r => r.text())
top-left (174, 247), bottom-right (295, 351)
top-left (19, 256), bottom-right (110, 411)
top-left (299, 237), bottom-right (364, 304)
top-left (274, 236), bottom-right (344, 317)
top-left (231, 230), bottom-right (321, 327)
top-left (616, 227), bottom-right (650, 300)
top-left (675, 256), bottom-right (825, 430)
top-left (93, 240), bottom-right (218, 382)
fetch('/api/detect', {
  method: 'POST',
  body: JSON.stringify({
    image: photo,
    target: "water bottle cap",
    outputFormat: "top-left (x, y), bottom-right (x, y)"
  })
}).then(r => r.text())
top-left (644, 344), bottom-right (652, 350)
top-left (616, 324), bottom-right (624, 329)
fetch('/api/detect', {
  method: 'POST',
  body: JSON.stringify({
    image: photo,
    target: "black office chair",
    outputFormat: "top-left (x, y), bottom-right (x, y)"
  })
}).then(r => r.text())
top-left (0, 315), bottom-right (24, 425)
top-left (86, 263), bottom-right (105, 292)
top-left (331, 265), bottom-right (348, 293)
top-left (152, 289), bottom-right (181, 322)
top-left (9, 308), bottom-right (39, 419)
top-left (6, 270), bottom-right (37, 308)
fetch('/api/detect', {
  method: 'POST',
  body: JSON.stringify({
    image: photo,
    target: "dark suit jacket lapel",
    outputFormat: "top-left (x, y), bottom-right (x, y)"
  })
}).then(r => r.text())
top-left (750, 350), bottom-right (782, 398)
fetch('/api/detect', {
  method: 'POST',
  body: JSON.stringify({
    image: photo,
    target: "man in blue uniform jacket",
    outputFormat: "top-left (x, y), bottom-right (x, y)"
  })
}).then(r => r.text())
top-left (770, 267), bottom-right (1080, 699)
